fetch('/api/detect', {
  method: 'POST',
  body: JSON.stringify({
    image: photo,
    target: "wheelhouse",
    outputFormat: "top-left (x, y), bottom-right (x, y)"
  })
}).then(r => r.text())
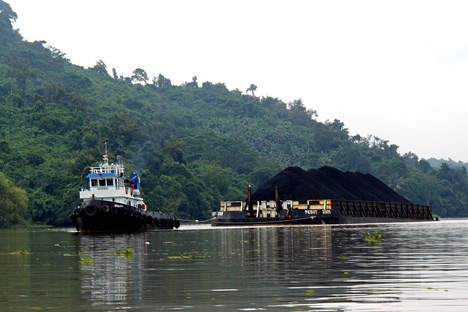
top-left (79, 152), bottom-right (145, 209)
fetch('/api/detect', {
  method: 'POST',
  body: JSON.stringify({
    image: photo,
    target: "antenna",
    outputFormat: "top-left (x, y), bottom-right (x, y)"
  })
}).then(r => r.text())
top-left (104, 142), bottom-right (108, 158)
top-left (103, 142), bottom-right (109, 165)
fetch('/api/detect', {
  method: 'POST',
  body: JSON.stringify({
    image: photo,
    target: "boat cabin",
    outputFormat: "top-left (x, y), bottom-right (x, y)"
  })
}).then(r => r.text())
top-left (79, 154), bottom-right (146, 210)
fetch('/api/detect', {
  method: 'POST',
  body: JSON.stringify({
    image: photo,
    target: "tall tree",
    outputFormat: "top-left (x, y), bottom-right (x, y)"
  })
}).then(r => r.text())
top-left (185, 76), bottom-right (198, 88)
top-left (47, 45), bottom-right (68, 61)
top-left (90, 59), bottom-right (108, 75)
top-left (0, 0), bottom-right (17, 30)
top-left (112, 68), bottom-right (118, 79)
top-left (152, 74), bottom-right (172, 88)
top-left (246, 84), bottom-right (257, 96)
top-left (4, 50), bottom-right (34, 96)
top-left (131, 68), bottom-right (148, 84)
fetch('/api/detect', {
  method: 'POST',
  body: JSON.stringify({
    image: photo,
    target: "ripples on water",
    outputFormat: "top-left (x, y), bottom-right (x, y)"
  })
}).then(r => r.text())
top-left (0, 220), bottom-right (467, 311)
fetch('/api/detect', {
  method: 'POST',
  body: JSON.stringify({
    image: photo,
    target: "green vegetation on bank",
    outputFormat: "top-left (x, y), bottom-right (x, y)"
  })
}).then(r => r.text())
top-left (0, 1), bottom-right (467, 227)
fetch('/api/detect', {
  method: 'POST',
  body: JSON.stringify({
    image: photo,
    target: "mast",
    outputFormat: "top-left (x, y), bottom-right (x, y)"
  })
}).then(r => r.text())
top-left (103, 142), bottom-right (109, 166)
top-left (247, 184), bottom-right (253, 217)
top-left (275, 184), bottom-right (282, 213)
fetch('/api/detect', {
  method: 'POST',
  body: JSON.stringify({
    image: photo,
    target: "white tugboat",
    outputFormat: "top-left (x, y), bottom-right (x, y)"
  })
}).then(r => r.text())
top-left (70, 146), bottom-right (179, 232)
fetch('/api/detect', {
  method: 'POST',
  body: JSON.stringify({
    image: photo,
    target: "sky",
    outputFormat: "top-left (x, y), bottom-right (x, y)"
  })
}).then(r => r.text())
top-left (6, 0), bottom-right (468, 162)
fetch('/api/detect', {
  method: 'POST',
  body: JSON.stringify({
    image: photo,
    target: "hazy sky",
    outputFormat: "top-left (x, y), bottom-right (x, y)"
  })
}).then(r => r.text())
top-left (7, 0), bottom-right (468, 162)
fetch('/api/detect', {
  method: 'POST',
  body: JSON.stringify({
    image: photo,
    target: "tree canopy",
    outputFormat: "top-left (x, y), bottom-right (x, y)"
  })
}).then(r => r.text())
top-left (0, 2), bottom-right (467, 227)
top-left (0, 0), bottom-right (17, 30)
top-left (0, 172), bottom-right (28, 228)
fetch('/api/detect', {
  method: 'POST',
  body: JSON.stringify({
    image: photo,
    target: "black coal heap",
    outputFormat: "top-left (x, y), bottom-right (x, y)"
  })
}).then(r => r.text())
top-left (251, 166), bottom-right (411, 204)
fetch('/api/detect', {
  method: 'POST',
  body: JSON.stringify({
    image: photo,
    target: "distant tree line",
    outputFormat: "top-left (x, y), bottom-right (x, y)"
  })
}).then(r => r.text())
top-left (0, 1), bottom-right (467, 227)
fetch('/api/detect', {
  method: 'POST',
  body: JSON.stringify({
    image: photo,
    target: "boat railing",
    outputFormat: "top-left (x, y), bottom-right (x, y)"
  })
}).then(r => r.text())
top-left (80, 185), bottom-right (128, 192)
top-left (89, 165), bottom-right (125, 175)
top-left (220, 199), bottom-right (333, 211)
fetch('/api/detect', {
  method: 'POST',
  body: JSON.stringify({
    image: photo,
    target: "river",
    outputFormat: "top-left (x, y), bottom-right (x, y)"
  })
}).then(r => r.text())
top-left (0, 220), bottom-right (467, 311)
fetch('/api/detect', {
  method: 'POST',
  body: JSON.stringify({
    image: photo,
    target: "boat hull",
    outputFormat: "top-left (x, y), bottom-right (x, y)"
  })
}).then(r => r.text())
top-left (70, 200), bottom-right (180, 233)
top-left (211, 201), bottom-right (433, 226)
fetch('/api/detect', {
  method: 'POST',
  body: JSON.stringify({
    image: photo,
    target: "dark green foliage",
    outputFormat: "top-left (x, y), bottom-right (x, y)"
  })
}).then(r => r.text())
top-left (0, 172), bottom-right (28, 228)
top-left (0, 1), bottom-right (467, 228)
top-left (426, 157), bottom-right (468, 169)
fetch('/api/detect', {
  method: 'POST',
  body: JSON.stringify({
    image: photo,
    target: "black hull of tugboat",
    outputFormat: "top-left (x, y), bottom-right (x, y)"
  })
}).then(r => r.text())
top-left (69, 200), bottom-right (180, 233)
top-left (211, 202), bottom-right (433, 226)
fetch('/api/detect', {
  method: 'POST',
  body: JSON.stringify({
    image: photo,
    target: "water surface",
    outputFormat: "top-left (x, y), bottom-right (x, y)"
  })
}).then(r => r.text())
top-left (1, 220), bottom-right (467, 311)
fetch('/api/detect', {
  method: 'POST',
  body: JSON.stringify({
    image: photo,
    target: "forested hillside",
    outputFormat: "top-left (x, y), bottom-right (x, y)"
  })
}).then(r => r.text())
top-left (0, 1), bottom-right (467, 227)
top-left (426, 158), bottom-right (468, 169)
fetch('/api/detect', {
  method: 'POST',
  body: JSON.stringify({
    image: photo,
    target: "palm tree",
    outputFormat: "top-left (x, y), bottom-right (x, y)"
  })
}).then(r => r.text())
top-left (246, 84), bottom-right (257, 96)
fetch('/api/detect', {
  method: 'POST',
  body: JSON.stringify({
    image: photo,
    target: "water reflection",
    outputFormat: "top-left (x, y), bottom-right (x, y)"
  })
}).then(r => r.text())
top-left (72, 222), bottom-right (468, 311)
top-left (78, 233), bottom-right (147, 307)
top-left (75, 226), bottom-right (337, 310)
top-left (1, 221), bottom-right (467, 311)
top-left (220, 226), bottom-right (334, 277)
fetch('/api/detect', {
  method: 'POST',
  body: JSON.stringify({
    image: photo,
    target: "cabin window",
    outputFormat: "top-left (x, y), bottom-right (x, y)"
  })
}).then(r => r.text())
top-left (107, 178), bottom-right (114, 186)
top-left (91, 179), bottom-right (98, 187)
top-left (298, 200), bottom-right (307, 205)
top-left (99, 179), bottom-right (106, 187)
top-left (308, 201), bottom-right (320, 205)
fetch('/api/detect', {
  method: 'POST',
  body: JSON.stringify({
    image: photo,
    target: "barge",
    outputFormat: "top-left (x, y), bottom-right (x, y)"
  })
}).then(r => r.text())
top-left (212, 166), bottom-right (433, 226)
top-left (70, 148), bottom-right (179, 232)
top-left (212, 198), bottom-right (434, 226)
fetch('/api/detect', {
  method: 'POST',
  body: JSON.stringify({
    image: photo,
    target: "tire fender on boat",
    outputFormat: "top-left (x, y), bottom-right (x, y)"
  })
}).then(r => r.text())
top-left (101, 205), bottom-right (110, 213)
top-left (85, 205), bottom-right (97, 217)
top-left (153, 218), bottom-right (160, 227)
top-left (110, 205), bottom-right (118, 214)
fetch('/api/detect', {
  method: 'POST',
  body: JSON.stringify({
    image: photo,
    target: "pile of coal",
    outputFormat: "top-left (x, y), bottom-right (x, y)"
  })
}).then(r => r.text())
top-left (251, 166), bottom-right (411, 204)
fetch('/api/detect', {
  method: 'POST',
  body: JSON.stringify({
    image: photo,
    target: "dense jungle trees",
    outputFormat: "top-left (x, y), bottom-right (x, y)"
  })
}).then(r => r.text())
top-left (0, 1), bottom-right (467, 227)
top-left (0, 172), bottom-right (28, 228)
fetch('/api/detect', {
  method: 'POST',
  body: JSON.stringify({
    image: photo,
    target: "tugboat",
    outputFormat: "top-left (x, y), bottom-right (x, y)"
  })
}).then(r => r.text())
top-left (70, 147), bottom-right (180, 232)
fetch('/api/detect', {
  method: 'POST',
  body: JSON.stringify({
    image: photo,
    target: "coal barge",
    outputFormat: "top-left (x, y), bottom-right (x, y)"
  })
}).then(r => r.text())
top-left (212, 166), bottom-right (433, 226)
top-left (70, 149), bottom-right (179, 233)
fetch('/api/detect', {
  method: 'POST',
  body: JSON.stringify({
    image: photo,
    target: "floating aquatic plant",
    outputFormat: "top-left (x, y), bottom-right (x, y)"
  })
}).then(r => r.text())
top-left (79, 253), bottom-right (95, 266)
top-left (364, 225), bottom-right (382, 242)
top-left (365, 230), bottom-right (382, 242)
top-left (8, 249), bottom-right (30, 255)
top-left (168, 254), bottom-right (194, 260)
top-left (110, 246), bottom-right (135, 257)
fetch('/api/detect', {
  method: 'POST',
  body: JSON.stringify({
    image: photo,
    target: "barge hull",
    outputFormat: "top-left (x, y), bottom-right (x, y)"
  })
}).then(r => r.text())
top-left (212, 200), bottom-right (433, 226)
